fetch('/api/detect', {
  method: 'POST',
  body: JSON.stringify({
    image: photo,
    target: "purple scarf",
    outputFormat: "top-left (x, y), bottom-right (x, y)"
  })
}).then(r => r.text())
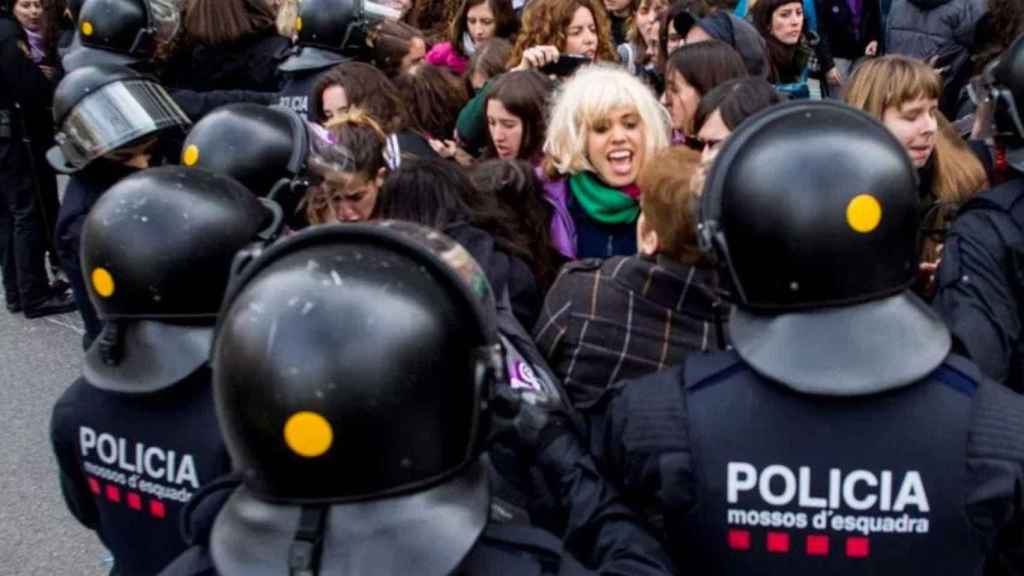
top-left (24, 28), bottom-right (46, 63)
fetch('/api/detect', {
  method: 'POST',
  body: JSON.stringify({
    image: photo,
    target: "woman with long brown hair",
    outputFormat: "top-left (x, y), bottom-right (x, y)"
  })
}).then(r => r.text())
top-left (424, 0), bottom-right (518, 75)
top-left (845, 55), bottom-right (988, 292)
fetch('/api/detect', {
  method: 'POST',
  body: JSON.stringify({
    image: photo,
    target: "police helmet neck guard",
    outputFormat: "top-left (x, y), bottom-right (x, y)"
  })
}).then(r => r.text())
top-left (209, 222), bottom-right (502, 575)
top-left (181, 104), bottom-right (312, 201)
top-left (699, 100), bottom-right (950, 395)
top-left (985, 33), bottom-right (1024, 172)
top-left (81, 166), bottom-right (275, 393)
top-left (46, 64), bottom-right (190, 173)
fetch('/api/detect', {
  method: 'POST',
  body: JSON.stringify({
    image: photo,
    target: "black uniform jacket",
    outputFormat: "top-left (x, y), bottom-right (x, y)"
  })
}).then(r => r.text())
top-left (50, 367), bottom-right (231, 576)
top-left (159, 432), bottom-right (677, 576)
top-left (581, 350), bottom-right (1024, 574)
top-left (934, 177), bottom-right (1024, 388)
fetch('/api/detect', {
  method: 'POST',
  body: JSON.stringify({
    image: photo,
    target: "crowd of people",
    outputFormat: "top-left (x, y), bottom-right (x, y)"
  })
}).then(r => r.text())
top-left (3, 0), bottom-right (1024, 573)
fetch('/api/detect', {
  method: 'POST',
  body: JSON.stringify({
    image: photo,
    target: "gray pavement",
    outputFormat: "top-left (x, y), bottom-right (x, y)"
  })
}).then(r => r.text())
top-left (0, 305), bottom-right (110, 575)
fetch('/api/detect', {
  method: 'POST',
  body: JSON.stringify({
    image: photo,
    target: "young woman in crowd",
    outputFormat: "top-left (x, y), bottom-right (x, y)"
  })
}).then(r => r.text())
top-left (542, 64), bottom-right (671, 259)
top-left (304, 110), bottom-right (390, 225)
top-left (662, 40), bottom-right (748, 143)
top-left (470, 159), bottom-right (565, 292)
top-left (374, 157), bottom-right (541, 326)
top-left (369, 20), bottom-right (429, 77)
top-left (690, 76), bottom-right (782, 160)
top-left (7, 0), bottom-right (58, 75)
top-left (171, 0), bottom-right (289, 92)
top-left (508, 0), bottom-right (619, 71)
top-left (618, 0), bottom-right (668, 77)
top-left (311, 61), bottom-right (407, 130)
top-left (484, 70), bottom-right (554, 161)
top-left (845, 55), bottom-right (988, 292)
top-left (534, 146), bottom-right (726, 408)
top-left (751, 0), bottom-right (837, 90)
top-left (424, 0), bottom-right (518, 75)
top-left (656, 0), bottom-right (706, 69)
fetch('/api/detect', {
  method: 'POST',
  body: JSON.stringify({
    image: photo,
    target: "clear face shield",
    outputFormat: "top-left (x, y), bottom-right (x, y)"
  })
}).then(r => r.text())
top-left (53, 79), bottom-right (190, 170)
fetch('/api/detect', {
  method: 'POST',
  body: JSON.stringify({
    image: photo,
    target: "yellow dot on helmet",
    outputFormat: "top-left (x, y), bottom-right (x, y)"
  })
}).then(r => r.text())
top-left (284, 411), bottom-right (333, 458)
top-left (80, 21), bottom-right (94, 36)
top-left (846, 194), bottom-right (882, 234)
top-left (295, 17), bottom-right (303, 32)
top-left (182, 144), bottom-right (200, 167)
top-left (91, 268), bottom-right (115, 298)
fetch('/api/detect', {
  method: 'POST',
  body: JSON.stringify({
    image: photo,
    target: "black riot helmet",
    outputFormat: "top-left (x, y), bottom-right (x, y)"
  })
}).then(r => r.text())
top-left (63, 0), bottom-right (181, 71)
top-left (981, 33), bottom-right (1024, 171)
top-left (80, 166), bottom-right (276, 393)
top-left (699, 100), bottom-right (950, 395)
top-left (208, 221), bottom-right (502, 576)
top-left (279, 0), bottom-right (401, 72)
top-left (181, 104), bottom-right (317, 219)
top-left (46, 64), bottom-right (190, 173)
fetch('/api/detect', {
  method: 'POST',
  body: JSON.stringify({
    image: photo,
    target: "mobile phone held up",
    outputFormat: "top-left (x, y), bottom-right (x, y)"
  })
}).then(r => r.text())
top-left (540, 54), bottom-right (591, 77)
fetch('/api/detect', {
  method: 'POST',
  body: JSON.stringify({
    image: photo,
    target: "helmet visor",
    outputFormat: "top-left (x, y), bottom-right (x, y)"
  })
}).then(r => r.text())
top-left (56, 79), bottom-right (190, 169)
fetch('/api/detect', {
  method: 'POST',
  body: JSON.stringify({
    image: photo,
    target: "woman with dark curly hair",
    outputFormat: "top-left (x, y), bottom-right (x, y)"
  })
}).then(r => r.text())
top-left (469, 159), bottom-right (565, 292)
top-left (425, 0), bottom-right (518, 75)
top-left (508, 0), bottom-right (619, 72)
top-left (369, 20), bottom-right (428, 78)
top-left (394, 62), bottom-right (470, 140)
top-left (374, 157), bottom-right (542, 326)
top-left (311, 61), bottom-right (407, 130)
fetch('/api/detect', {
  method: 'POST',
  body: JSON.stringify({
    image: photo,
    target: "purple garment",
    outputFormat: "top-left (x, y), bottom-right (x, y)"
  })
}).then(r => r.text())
top-left (846, 0), bottom-right (863, 38)
top-left (24, 27), bottom-right (46, 63)
top-left (538, 168), bottom-right (577, 259)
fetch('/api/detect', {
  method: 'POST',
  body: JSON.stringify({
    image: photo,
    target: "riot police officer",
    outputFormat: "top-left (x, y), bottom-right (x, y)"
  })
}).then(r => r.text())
top-left (62, 0), bottom-right (180, 72)
top-left (181, 103), bottom-right (317, 228)
top-left (50, 166), bottom-right (279, 575)
top-left (158, 221), bottom-right (675, 576)
top-left (934, 33), bottom-right (1024, 389)
top-left (47, 63), bottom-right (191, 346)
top-left (575, 101), bottom-right (1024, 573)
top-left (277, 0), bottom-right (399, 118)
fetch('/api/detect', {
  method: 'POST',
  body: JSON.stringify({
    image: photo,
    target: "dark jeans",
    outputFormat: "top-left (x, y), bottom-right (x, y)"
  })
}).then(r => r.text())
top-left (0, 142), bottom-right (52, 308)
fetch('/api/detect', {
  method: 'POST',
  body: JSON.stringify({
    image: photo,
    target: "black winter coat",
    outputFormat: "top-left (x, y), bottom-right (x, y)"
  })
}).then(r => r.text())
top-left (444, 222), bottom-right (541, 329)
top-left (814, 0), bottom-right (881, 60)
top-left (166, 30), bottom-right (289, 93)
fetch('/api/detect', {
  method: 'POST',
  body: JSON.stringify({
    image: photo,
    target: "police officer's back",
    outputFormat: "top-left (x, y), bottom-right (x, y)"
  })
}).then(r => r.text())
top-left (49, 167), bottom-right (274, 575)
top-left (579, 101), bottom-right (1024, 574)
top-left (935, 33), bottom-right (1024, 389)
top-left (159, 222), bottom-right (675, 576)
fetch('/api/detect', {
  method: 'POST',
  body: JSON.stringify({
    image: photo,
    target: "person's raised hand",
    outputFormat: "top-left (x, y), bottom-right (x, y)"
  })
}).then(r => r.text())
top-left (514, 45), bottom-right (560, 71)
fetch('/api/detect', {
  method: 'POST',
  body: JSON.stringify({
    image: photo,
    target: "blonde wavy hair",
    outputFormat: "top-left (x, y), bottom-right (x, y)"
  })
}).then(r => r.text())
top-left (506, 0), bottom-right (619, 69)
top-left (543, 63), bottom-right (671, 179)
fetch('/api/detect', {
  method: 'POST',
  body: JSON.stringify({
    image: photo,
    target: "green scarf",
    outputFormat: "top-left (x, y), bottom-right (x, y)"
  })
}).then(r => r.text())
top-left (568, 172), bottom-right (640, 225)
